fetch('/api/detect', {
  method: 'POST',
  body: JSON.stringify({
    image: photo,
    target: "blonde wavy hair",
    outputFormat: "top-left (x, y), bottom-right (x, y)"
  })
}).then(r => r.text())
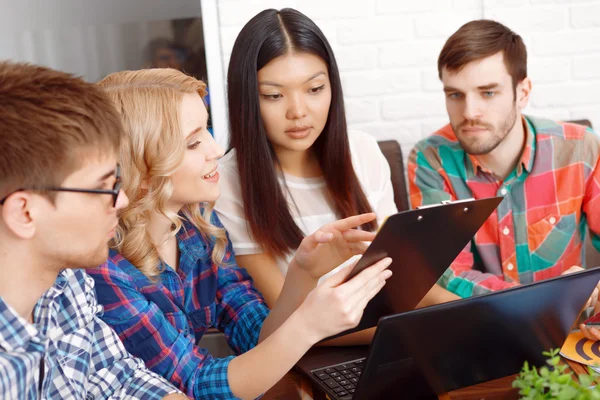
top-left (97, 68), bottom-right (228, 280)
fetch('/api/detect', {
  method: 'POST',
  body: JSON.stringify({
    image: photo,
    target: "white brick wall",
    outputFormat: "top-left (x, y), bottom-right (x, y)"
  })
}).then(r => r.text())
top-left (217, 0), bottom-right (600, 161)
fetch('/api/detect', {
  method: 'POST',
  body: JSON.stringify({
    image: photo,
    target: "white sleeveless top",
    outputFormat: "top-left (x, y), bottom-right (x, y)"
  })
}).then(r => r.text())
top-left (214, 130), bottom-right (398, 275)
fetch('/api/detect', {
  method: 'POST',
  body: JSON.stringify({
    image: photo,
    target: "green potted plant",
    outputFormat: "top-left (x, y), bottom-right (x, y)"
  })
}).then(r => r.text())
top-left (513, 349), bottom-right (600, 399)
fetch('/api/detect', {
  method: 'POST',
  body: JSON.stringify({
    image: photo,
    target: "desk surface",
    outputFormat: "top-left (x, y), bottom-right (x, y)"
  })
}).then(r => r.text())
top-left (297, 346), bottom-right (587, 400)
top-left (441, 358), bottom-right (585, 400)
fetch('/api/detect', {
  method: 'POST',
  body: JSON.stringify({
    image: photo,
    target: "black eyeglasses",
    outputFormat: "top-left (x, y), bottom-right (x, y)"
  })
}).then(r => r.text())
top-left (0, 164), bottom-right (122, 207)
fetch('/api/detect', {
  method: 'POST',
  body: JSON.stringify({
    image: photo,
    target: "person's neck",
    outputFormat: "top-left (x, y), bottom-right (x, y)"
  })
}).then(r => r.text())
top-left (146, 207), bottom-right (181, 248)
top-left (273, 146), bottom-right (321, 178)
top-left (0, 242), bottom-right (60, 324)
top-left (146, 206), bottom-right (182, 270)
top-left (476, 115), bottom-right (526, 181)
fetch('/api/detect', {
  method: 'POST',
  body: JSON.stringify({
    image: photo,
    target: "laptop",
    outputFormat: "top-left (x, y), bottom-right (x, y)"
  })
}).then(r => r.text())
top-left (298, 267), bottom-right (600, 400)
top-left (326, 196), bottom-right (503, 340)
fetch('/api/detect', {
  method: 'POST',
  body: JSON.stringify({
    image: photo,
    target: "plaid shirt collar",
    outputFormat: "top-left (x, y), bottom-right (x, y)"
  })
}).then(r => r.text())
top-left (0, 299), bottom-right (40, 352)
top-left (135, 220), bottom-right (207, 282)
top-left (467, 116), bottom-right (537, 177)
top-left (0, 272), bottom-right (69, 353)
top-left (176, 220), bottom-right (207, 274)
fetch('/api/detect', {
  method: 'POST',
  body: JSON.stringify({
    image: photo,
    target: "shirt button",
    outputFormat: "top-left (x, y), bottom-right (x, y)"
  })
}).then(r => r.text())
top-left (507, 263), bottom-right (515, 271)
top-left (549, 217), bottom-right (556, 225)
top-left (503, 227), bottom-right (510, 236)
top-left (500, 188), bottom-right (508, 196)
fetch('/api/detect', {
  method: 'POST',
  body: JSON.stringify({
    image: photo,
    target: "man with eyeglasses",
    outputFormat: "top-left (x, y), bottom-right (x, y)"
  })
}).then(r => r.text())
top-left (0, 61), bottom-right (187, 399)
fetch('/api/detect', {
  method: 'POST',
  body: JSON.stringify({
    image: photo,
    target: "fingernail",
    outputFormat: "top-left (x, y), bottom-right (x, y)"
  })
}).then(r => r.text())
top-left (383, 270), bottom-right (393, 279)
top-left (382, 257), bottom-right (392, 267)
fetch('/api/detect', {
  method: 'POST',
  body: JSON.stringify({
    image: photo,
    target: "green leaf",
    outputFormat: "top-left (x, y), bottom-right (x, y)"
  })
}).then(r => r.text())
top-left (559, 385), bottom-right (581, 399)
top-left (580, 375), bottom-right (594, 387)
top-left (549, 356), bottom-right (561, 366)
top-left (514, 348), bottom-right (596, 399)
top-left (558, 374), bottom-right (573, 385)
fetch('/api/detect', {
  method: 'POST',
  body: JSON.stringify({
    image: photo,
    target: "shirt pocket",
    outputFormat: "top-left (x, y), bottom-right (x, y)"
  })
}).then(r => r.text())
top-left (53, 333), bottom-right (92, 398)
top-left (162, 309), bottom-right (194, 333)
top-left (188, 302), bottom-right (216, 330)
top-left (528, 211), bottom-right (577, 269)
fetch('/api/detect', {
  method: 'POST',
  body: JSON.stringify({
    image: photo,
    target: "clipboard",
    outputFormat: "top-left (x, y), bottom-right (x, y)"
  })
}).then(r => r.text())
top-left (326, 196), bottom-right (503, 341)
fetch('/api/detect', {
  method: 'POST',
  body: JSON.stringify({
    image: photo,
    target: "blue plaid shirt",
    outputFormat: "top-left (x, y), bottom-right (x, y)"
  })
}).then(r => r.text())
top-left (0, 268), bottom-right (178, 399)
top-left (88, 214), bottom-right (270, 398)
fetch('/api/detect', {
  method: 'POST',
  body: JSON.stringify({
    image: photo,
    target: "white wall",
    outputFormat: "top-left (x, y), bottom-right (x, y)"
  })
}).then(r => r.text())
top-left (0, 0), bottom-right (228, 148)
top-left (217, 0), bottom-right (600, 160)
top-left (0, 0), bottom-right (203, 82)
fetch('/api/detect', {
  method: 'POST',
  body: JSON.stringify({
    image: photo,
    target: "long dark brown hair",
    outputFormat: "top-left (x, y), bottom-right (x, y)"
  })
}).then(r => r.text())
top-left (227, 8), bottom-right (376, 258)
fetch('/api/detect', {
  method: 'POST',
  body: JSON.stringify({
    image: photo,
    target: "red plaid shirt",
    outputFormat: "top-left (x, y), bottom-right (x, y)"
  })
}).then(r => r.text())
top-left (408, 116), bottom-right (600, 298)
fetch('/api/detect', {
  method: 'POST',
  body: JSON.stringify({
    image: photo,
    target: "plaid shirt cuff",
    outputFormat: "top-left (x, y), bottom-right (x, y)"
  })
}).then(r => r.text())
top-left (230, 301), bottom-right (270, 354)
top-left (195, 355), bottom-right (236, 398)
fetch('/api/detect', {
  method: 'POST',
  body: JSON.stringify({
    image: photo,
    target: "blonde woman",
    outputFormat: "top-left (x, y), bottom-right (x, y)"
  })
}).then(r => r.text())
top-left (87, 68), bottom-right (393, 399)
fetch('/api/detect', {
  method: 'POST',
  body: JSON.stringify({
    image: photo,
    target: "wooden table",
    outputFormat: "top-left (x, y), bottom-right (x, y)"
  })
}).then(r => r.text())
top-left (439, 358), bottom-right (586, 400)
top-left (296, 343), bottom-right (590, 400)
top-left (298, 354), bottom-right (586, 400)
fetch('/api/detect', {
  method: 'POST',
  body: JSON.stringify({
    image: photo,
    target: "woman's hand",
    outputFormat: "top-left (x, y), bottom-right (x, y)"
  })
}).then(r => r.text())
top-left (580, 298), bottom-right (600, 341)
top-left (295, 256), bottom-right (393, 344)
top-left (580, 323), bottom-right (600, 341)
top-left (290, 213), bottom-right (377, 281)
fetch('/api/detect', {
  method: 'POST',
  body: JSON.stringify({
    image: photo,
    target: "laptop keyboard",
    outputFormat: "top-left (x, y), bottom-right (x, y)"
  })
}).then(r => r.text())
top-left (312, 358), bottom-right (365, 399)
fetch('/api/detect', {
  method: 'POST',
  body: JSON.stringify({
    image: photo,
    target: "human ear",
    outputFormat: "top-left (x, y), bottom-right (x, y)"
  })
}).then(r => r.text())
top-left (515, 77), bottom-right (532, 110)
top-left (1, 193), bottom-right (37, 240)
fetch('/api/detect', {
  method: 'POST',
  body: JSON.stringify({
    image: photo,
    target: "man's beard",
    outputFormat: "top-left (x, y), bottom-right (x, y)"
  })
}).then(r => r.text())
top-left (453, 106), bottom-right (518, 156)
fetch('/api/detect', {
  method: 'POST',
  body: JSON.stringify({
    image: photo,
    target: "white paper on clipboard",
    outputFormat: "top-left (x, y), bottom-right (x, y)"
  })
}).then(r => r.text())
top-left (416, 197), bottom-right (476, 209)
top-left (317, 254), bottom-right (363, 286)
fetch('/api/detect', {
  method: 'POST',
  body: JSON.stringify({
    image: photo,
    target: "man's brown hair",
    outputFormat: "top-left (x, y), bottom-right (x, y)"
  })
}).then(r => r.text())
top-left (438, 19), bottom-right (527, 91)
top-left (0, 61), bottom-right (123, 200)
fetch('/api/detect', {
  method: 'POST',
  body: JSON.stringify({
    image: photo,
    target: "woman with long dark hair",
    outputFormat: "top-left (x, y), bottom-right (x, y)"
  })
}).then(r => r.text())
top-left (215, 8), bottom-right (397, 332)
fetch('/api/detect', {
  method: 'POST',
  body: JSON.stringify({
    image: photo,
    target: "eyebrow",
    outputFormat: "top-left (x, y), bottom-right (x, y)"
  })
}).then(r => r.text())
top-left (477, 83), bottom-right (500, 90)
top-left (97, 167), bottom-right (117, 182)
top-left (186, 127), bottom-right (203, 140)
top-left (443, 83), bottom-right (500, 93)
top-left (258, 71), bottom-right (327, 87)
top-left (443, 86), bottom-right (461, 93)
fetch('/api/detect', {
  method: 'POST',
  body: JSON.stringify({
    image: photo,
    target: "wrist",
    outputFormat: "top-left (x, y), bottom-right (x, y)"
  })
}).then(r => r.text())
top-left (286, 259), bottom-right (318, 289)
top-left (291, 304), bottom-right (321, 346)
